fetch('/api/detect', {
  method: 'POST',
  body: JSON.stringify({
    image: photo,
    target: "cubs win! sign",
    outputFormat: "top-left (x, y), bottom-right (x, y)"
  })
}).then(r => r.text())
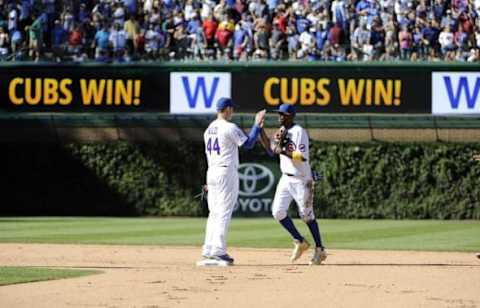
top-left (6, 63), bottom-right (480, 115)
top-left (232, 69), bottom-right (430, 113)
top-left (0, 64), bottom-right (169, 112)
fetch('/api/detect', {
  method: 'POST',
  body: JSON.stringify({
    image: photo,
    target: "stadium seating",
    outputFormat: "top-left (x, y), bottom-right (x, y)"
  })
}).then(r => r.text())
top-left (0, 0), bottom-right (478, 62)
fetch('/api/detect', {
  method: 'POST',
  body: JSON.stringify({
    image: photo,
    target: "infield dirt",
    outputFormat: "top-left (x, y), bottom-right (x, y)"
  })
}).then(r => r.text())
top-left (0, 244), bottom-right (479, 308)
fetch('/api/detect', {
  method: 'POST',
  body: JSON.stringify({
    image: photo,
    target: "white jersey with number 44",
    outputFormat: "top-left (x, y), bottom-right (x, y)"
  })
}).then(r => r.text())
top-left (204, 119), bottom-right (248, 169)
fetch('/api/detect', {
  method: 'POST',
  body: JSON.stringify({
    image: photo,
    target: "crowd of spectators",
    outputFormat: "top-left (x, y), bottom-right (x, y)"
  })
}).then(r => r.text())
top-left (0, 0), bottom-right (480, 62)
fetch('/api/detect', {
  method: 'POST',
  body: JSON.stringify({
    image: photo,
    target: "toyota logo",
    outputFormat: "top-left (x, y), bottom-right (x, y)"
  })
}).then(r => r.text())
top-left (238, 163), bottom-right (275, 197)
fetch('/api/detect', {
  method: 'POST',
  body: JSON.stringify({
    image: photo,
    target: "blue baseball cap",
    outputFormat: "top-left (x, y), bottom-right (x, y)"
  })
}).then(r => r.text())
top-left (216, 97), bottom-right (234, 111)
top-left (275, 103), bottom-right (296, 115)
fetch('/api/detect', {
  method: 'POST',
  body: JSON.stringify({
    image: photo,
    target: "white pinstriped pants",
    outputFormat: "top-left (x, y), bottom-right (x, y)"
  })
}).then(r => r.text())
top-left (202, 166), bottom-right (239, 257)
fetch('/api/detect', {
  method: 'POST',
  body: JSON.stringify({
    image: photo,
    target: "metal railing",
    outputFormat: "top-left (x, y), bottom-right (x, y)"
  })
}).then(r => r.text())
top-left (1, 112), bottom-right (480, 129)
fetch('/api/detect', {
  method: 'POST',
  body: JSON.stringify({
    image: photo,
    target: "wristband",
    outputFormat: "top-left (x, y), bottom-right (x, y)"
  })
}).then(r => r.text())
top-left (292, 150), bottom-right (303, 162)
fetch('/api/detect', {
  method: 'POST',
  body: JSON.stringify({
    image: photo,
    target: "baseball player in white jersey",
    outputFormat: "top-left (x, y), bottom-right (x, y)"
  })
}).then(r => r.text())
top-left (262, 103), bottom-right (327, 265)
top-left (199, 97), bottom-right (266, 266)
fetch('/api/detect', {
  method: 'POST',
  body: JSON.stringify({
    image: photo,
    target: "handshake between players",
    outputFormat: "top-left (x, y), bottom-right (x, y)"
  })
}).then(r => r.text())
top-left (199, 99), bottom-right (326, 267)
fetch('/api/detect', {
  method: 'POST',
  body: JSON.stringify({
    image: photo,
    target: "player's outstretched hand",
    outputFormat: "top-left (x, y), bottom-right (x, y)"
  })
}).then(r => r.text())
top-left (255, 109), bottom-right (267, 127)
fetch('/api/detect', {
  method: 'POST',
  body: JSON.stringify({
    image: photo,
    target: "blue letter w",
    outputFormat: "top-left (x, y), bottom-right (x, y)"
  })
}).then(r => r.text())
top-left (444, 76), bottom-right (480, 109)
top-left (181, 76), bottom-right (220, 108)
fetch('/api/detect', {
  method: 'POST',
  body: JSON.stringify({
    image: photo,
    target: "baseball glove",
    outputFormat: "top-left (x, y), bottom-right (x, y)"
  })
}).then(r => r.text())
top-left (270, 126), bottom-right (288, 154)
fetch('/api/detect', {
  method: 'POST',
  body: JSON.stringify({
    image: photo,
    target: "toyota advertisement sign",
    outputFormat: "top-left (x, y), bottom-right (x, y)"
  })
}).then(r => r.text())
top-left (234, 162), bottom-right (281, 217)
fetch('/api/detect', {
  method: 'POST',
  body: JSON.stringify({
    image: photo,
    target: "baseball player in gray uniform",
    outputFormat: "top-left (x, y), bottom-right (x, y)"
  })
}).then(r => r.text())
top-left (199, 97), bottom-right (266, 266)
top-left (261, 103), bottom-right (327, 265)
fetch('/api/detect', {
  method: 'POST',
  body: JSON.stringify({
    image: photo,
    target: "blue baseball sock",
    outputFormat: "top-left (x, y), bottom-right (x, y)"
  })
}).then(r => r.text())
top-left (306, 220), bottom-right (324, 248)
top-left (279, 216), bottom-right (303, 242)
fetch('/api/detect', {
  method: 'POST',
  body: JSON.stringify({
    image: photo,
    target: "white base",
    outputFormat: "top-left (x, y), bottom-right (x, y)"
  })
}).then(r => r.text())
top-left (196, 259), bottom-right (232, 267)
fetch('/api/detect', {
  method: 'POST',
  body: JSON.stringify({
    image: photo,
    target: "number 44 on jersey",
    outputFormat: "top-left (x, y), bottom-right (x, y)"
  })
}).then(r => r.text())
top-left (207, 137), bottom-right (220, 155)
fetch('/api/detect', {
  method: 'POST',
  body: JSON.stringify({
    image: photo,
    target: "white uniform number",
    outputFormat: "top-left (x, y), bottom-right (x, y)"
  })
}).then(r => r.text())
top-left (206, 136), bottom-right (221, 155)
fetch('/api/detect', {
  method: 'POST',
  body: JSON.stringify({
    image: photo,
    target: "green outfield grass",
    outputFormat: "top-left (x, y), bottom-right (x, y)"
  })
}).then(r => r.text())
top-left (0, 217), bottom-right (479, 252)
top-left (0, 267), bottom-right (99, 286)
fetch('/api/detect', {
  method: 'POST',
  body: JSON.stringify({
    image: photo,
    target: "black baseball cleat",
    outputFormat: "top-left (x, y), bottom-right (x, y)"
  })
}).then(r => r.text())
top-left (212, 254), bottom-right (234, 265)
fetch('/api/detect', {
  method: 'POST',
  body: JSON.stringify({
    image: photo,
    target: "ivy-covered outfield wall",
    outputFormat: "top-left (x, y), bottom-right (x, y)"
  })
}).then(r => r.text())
top-left (311, 143), bottom-right (480, 219)
top-left (0, 141), bottom-right (479, 219)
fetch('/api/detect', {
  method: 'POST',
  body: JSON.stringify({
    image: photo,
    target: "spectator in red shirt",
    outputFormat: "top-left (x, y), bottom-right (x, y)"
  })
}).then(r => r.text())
top-left (68, 24), bottom-right (83, 54)
top-left (458, 12), bottom-right (474, 35)
top-left (328, 21), bottom-right (344, 45)
top-left (273, 9), bottom-right (287, 33)
top-left (216, 16), bottom-right (235, 58)
top-left (135, 29), bottom-right (145, 57)
top-left (203, 13), bottom-right (218, 49)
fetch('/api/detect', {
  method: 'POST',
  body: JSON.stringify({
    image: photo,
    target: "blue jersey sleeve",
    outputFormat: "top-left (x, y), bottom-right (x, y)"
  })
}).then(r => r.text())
top-left (241, 124), bottom-right (261, 150)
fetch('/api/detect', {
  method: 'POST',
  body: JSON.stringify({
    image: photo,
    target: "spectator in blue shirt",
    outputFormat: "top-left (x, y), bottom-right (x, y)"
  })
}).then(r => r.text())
top-left (432, 0), bottom-right (446, 20)
top-left (162, 0), bottom-right (176, 12)
top-left (296, 16), bottom-right (310, 35)
top-left (19, 0), bottom-right (32, 31)
top-left (355, 0), bottom-right (369, 15)
top-left (78, 4), bottom-right (89, 24)
top-left (233, 22), bottom-right (248, 59)
top-left (93, 24), bottom-right (110, 60)
top-left (10, 28), bottom-right (22, 54)
top-left (412, 25), bottom-right (426, 59)
top-left (92, 2), bottom-right (112, 23)
top-left (52, 20), bottom-right (67, 47)
top-left (422, 20), bottom-right (440, 53)
top-left (123, 0), bottom-right (137, 15)
top-left (51, 19), bottom-right (67, 61)
top-left (267, 0), bottom-right (279, 16)
top-left (287, 26), bottom-right (299, 59)
top-left (316, 24), bottom-right (328, 51)
top-left (294, 12), bottom-right (309, 33)
top-left (366, 3), bottom-right (379, 27)
top-left (186, 13), bottom-right (201, 35)
top-left (370, 18), bottom-right (385, 59)
top-left (441, 9), bottom-right (457, 30)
